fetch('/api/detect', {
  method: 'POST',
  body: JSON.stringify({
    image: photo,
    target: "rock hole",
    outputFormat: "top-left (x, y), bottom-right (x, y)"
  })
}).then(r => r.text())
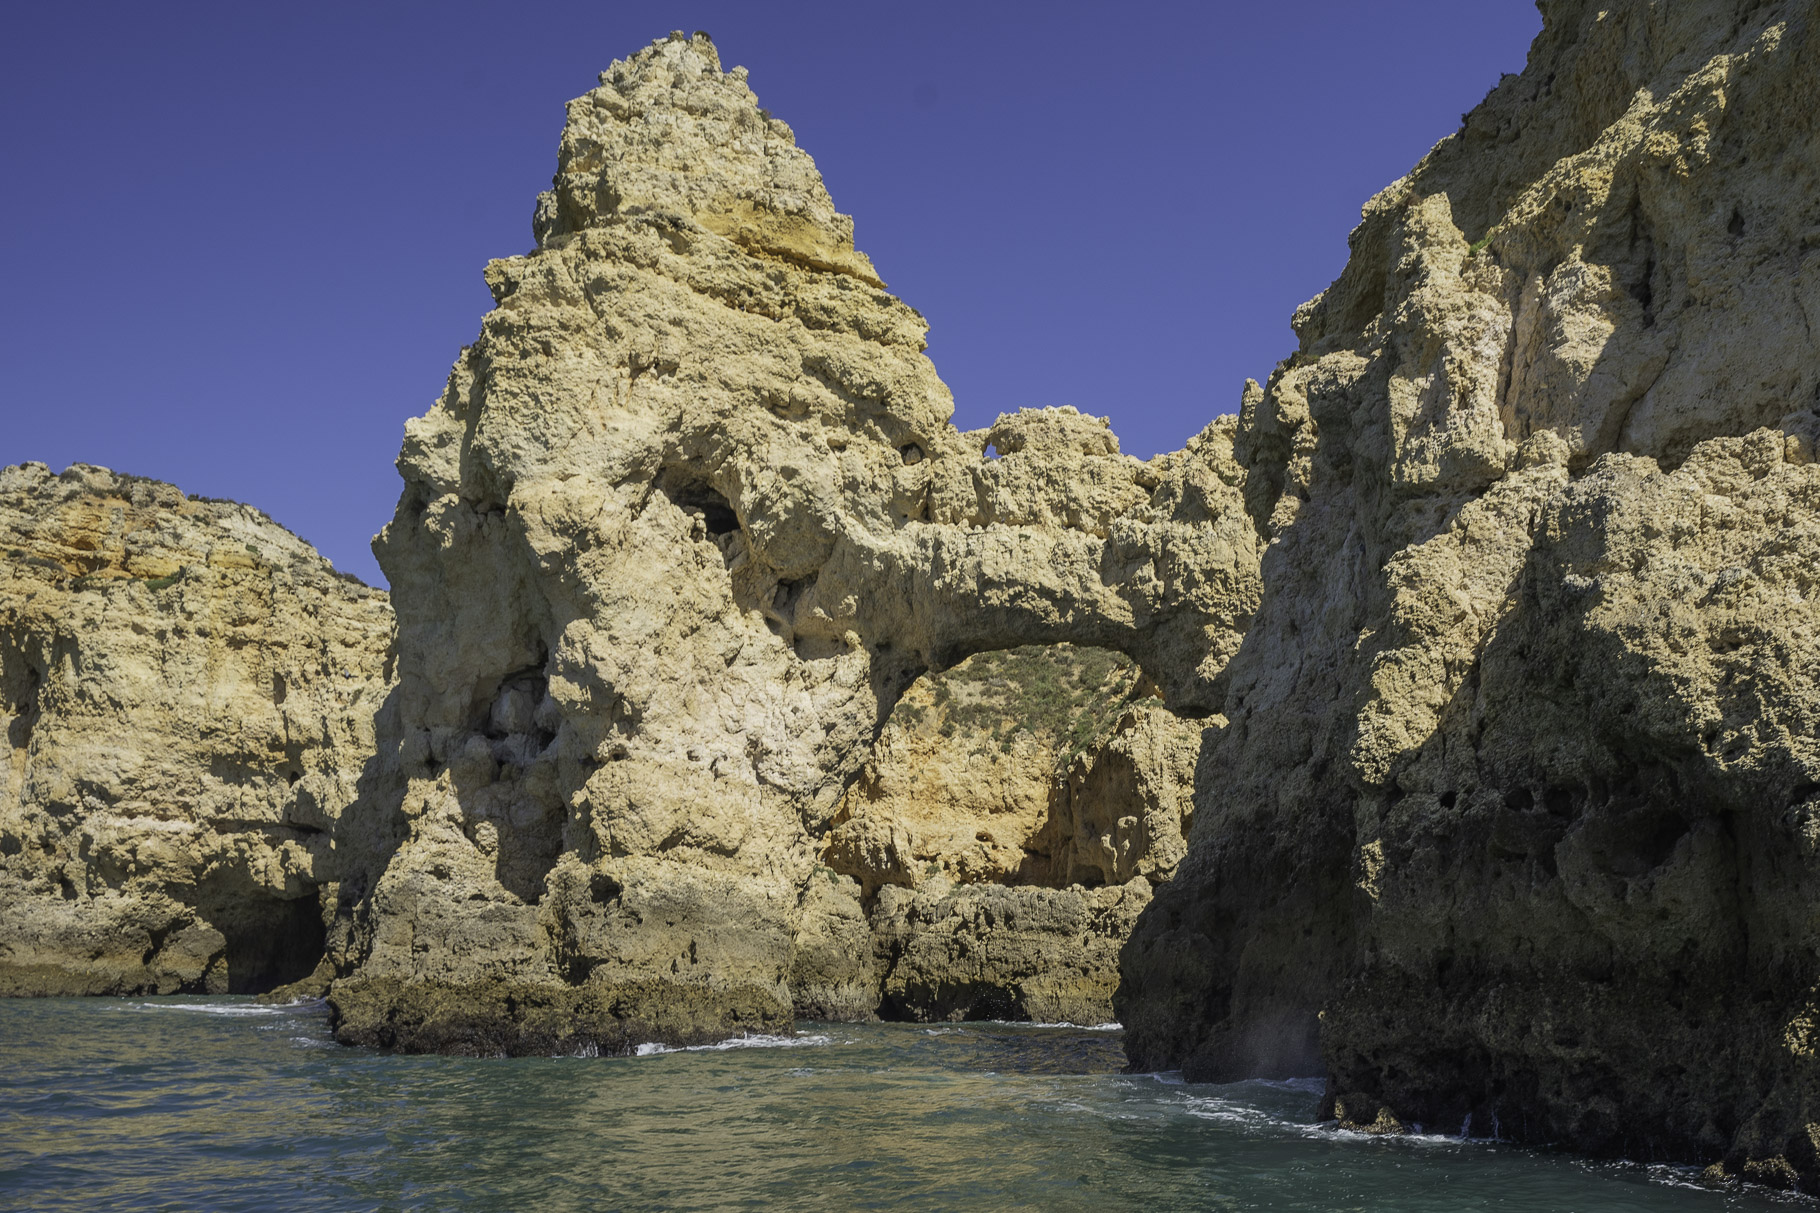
top-left (1503, 787), bottom-right (1535, 812)
top-left (1728, 207), bottom-right (1745, 238)
top-left (1625, 809), bottom-right (1689, 876)
top-left (960, 987), bottom-right (1020, 1022)
top-left (663, 477), bottom-right (739, 537)
top-left (214, 889), bottom-right (326, 994)
top-left (1438, 791), bottom-right (1458, 810)
top-left (482, 668), bottom-right (550, 741)
top-left (899, 443), bottom-right (924, 466)
top-left (271, 672), bottom-right (288, 706)
top-left (6, 658), bottom-right (41, 753)
top-left (771, 576), bottom-right (814, 622)
top-left (1629, 257), bottom-right (1656, 325)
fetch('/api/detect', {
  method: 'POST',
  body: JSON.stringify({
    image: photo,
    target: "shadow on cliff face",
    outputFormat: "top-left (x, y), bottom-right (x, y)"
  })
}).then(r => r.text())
top-left (1314, 435), bottom-right (1820, 1167)
top-left (317, 680), bottom-right (413, 989)
top-left (457, 663), bottom-right (565, 903)
top-left (2, 648), bottom-right (39, 758)
top-left (1120, 2), bottom-right (1820, 1145)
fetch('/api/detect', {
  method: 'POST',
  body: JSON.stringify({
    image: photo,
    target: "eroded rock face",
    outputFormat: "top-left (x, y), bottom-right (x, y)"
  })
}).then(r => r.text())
top-left (808, 644), bottom-right (1203, 1024)
top-left (335, 31), bottom-right (1260, 1052)
top-left (1119, 0), bottom-right (1820, 1187)
top-left (0, 463), bottom-right (394, 996)
top-left (7, 6), bottom-right (1816, 1188)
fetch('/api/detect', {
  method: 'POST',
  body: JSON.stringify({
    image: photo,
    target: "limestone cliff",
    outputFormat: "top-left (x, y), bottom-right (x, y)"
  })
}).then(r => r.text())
top-left (810, 643), bottom-right (1202, 1024)
top-left (0, 463), bottom-right (393, 996)
top-left (334, 31), bottom-right (1259, 1052)
top-left (1118, 0), bottom-right (1820, 1190)
top-left (14, 7), bottom-right (1815, 1191)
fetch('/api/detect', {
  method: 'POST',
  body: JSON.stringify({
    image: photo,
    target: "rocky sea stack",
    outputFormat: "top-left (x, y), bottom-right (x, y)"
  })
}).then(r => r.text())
top-left (6, 0), bottom-right (1820, 1194)
top-left (329, 30), bottom-right (1258, 1053)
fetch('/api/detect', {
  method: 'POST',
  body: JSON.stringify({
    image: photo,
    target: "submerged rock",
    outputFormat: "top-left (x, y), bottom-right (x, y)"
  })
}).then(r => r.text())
top-left (332, 31), bottom-right (1260, 1053)
top-left (1118, 0), bottom-right (1820, 1189)
top-left (0, 463), bottom-right (393, 996)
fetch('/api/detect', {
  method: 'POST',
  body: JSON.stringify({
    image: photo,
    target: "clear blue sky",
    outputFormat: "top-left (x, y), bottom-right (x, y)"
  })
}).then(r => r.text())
top-left (2, 2), bottom-right (1541, 586)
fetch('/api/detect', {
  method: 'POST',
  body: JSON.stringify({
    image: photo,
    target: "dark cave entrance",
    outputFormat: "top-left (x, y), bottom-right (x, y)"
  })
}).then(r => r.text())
top-left (215, 890), bottom-right (327, 994)
top-left (660, 476), bottom-right (740, 537)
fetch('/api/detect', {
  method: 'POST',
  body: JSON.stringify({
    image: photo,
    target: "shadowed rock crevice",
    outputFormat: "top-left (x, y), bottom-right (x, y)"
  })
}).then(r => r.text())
top-left (208, 888), bottom-right (328, 995)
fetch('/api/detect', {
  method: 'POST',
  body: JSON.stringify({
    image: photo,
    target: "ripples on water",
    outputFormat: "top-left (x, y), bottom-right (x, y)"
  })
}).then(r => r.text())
top-left (0, 998), bottom-right (1797, 1212)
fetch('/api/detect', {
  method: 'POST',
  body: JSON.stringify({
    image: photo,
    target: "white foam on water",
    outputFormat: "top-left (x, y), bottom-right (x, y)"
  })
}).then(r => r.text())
top-left (129, 1001), bottom-right (295, 1017)
top-left (632, 1032), bottom-right (832, 1057)
top-left (1181, 1095), bottom-right (1289, 1131)
top-left (1252, 1076), bottom-right (1325, 1094)
top-left (976, 1020), bottom-right (1123, 1031)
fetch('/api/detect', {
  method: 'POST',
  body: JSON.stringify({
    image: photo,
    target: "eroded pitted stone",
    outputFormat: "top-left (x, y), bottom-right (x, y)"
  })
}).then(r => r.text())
top-left (0, 463), bottom-right (393, 997)
top-left (340, 31), bottom-right (1260, 1052)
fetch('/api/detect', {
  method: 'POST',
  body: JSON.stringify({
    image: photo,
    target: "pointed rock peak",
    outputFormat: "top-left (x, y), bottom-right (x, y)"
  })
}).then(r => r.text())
top-left (534, 31), bottom-right (883, 287)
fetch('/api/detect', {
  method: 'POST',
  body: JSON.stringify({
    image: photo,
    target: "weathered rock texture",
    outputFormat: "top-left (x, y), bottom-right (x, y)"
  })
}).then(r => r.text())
top-left (0, 463), bottom-right (393, 996)
top-left (813, 643), bottom-right (1203, 1024)
top-left (1118, 0), bottom-right (1820, 1190)
top-left (17, 6), bottom-right (1813, 1190)
top-left (334, 31), bottom-right (1259, 1053)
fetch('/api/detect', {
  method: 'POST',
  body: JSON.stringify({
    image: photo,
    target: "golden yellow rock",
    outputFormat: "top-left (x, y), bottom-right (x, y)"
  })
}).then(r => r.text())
top-left (0, 463), bottom-right (393, 995)
top-left (813, 644), bottom-right (1203, 1023)
top-left (332, 31), bottom-right (1260, 1052)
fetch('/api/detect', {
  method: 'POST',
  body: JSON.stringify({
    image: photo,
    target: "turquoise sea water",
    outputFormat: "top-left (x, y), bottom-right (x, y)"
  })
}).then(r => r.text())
top-left (0, 998), bottom-right (1797, 1212)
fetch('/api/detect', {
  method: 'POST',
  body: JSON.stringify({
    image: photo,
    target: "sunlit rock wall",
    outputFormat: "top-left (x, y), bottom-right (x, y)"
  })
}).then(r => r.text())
top-left (0, 463), bottom-right (394, 997)
top-left (334, 32), bottom-right (1261, 1054)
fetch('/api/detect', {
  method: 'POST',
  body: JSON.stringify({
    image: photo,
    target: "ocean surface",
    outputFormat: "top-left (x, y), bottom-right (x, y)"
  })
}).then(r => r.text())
top-left (0, 997), bottom-right (1797, 1212)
